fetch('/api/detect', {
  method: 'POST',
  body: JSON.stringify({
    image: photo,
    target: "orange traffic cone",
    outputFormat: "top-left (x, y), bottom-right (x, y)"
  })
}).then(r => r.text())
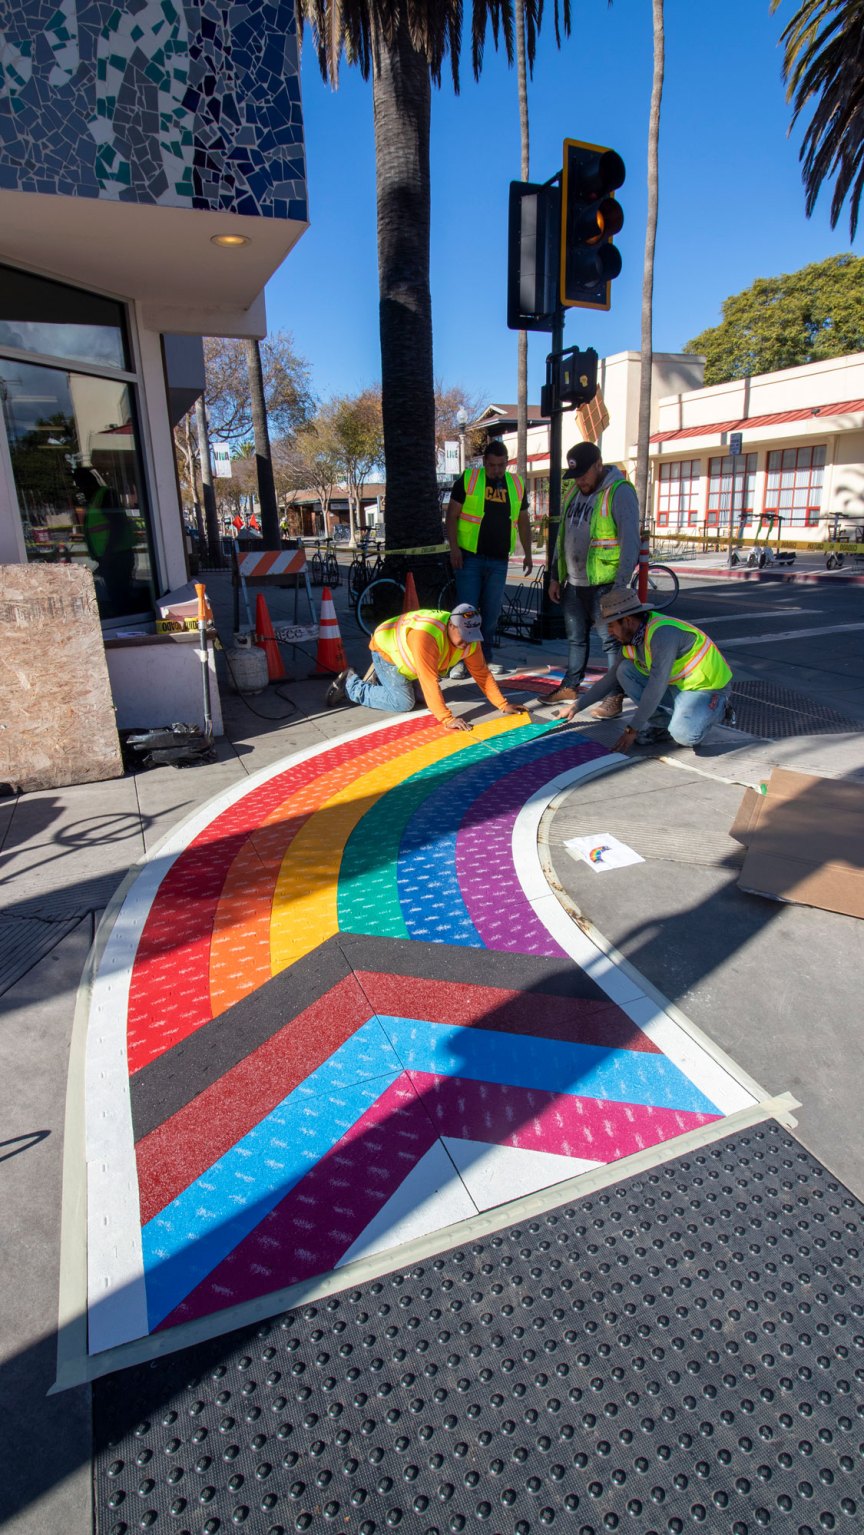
top-left (401, 570), bottom-right (420, 614)
top-left (314, 586), bottom-right (348, 675)
top-left (255, 593), bottom-right (287, 682)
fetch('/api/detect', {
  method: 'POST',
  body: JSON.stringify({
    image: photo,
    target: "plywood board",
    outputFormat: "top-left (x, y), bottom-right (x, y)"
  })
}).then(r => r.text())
top-left (0, 564), bottom-right (123, 792)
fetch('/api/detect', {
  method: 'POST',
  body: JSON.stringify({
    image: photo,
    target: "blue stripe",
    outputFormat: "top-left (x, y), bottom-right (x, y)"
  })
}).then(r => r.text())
top-left (377, 1016), bottom-right (718, 1116)
top-left (142, 1019), bottom-right (400, 1327)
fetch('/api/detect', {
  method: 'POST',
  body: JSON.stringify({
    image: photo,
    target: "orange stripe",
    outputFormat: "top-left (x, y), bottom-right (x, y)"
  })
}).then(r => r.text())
top-left (208, 723), bottom-right (443, 1015)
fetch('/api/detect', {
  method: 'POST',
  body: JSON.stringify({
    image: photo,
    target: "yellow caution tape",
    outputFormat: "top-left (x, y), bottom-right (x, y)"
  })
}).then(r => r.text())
top-left (383, 542), bottom-right (450, 557)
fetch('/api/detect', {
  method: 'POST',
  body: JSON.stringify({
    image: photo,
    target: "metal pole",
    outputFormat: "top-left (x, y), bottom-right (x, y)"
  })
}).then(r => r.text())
top-left (539, 308), bottom-right (566, 638)
top-left (195, 581), bottom-right (213, 738)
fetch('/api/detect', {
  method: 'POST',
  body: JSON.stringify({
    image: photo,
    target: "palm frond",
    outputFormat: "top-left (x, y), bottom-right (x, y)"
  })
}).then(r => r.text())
top-left (773, 0), bottom-right (864, 238)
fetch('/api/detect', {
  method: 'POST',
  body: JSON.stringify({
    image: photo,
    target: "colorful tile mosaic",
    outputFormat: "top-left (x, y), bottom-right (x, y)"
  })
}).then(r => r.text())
top-left (0, 0), bottom-right (306, 217)
top-left (83, 713), bottom-right (758, 1356)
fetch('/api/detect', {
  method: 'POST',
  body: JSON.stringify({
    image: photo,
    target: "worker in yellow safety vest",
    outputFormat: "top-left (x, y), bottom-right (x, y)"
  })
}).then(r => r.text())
top-left (445, 439), bottom-right (533, 674)
top-left (546, 441), bottom-right (640, 711)
top-left (563, 587), bottom-right (734, 752)
top-left (326, 603), bottom-right (525, 732)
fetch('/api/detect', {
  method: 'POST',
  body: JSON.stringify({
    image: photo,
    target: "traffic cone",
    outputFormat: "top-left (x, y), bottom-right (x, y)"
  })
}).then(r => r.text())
top-left (255, 593), bottom-right (287, 682)
top-left (314, 586), bottom-right (348, 675)
top-left (401, 570), bottom-right (420, 614)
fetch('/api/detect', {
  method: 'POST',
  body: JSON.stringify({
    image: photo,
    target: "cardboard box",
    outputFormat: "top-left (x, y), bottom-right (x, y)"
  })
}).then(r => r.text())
top-left (731, 767), bottom-right (864, 919)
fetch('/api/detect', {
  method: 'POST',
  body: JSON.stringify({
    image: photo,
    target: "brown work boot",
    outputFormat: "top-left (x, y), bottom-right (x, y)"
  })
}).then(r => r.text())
top-left (591, 692), bottom-right (624, 719)
top-left (545, 684), bottom-right (579, 703)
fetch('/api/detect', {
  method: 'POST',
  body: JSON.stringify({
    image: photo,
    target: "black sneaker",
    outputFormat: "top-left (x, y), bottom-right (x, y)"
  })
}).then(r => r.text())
top-left (326, 669), bottom-right (353, 708)
top-left (635, 724), bottom-right (672, 747)
top-left (722, 700), bottom-right (737, 728)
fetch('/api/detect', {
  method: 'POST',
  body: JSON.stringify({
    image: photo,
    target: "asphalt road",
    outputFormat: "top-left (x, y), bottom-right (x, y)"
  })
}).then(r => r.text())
top-left (670, 576), bottom-right (864, 720)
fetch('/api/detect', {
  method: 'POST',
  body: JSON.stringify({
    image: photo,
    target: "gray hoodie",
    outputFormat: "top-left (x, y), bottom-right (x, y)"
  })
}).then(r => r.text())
top-left (556, 466), bottom-right (640, 587)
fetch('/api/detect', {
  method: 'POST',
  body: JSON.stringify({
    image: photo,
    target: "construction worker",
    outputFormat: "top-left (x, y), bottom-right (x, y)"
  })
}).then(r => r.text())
top-left (564, 588), bottom-right (734, 751)
top-left (326, 603), bottom-right (523, 732)
top-left (546, 442), bottom-right (640, 710)
top-left (445, 439), bottom-right (533, 673)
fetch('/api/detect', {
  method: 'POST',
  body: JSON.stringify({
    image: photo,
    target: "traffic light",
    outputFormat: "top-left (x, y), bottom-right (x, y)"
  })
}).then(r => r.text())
top-left (507, 181), bottom-right (561, 332)
top-left (560, 139), bottom-right (625, 311)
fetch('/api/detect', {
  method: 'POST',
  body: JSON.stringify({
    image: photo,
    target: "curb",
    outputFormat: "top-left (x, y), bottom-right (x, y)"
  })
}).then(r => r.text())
top-left (668, 563), bottom-right (864, 587)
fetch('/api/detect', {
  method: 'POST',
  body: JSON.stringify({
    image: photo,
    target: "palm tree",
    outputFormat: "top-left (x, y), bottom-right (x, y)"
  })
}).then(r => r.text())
top-left (296, 0), bottom-right (566, 583)
top-left (634, 0), bottom-right (664, 528)
top-left (771, 0), bottom-right (864, 239)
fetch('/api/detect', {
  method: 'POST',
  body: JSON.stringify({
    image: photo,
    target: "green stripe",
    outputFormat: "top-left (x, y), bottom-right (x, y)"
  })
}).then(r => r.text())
top-left (337, 720), bottom-right (557, 937)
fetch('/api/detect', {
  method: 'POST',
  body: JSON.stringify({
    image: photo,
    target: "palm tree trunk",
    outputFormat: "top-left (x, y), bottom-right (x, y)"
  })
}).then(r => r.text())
top-left (244, 337), bottom-right (280, 546)
top-left (515, 0), bottom-right (529, 480)
top-left (371, 13), bottom-right (441, 578)
top-left (635, 0), bottom-right (664, 529)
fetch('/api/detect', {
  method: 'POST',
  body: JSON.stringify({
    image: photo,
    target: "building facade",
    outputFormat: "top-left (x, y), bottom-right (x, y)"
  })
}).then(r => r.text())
top-left (0, 0), bottom-right (308, 626)
top-left (650, 351), bottom-right (864, 545)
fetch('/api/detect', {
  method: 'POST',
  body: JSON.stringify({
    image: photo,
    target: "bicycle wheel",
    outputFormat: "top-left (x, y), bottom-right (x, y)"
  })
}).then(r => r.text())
top-left (348, 560), bottom-right (368, 607)
top-left (437, 576), bottom-right (458, 612)
top-left (309, 552), bottom-right (323, 587)
top-left (356, 577), bottom-right (405, 636)
top-left (326, 553), bottom-right (341, 588)
top-left (630, 564), bottom-right (679, 610)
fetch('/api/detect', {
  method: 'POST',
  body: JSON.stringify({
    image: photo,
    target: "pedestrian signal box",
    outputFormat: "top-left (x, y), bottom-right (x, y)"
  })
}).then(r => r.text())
top-left (560, 139), bottom-right (625, 311)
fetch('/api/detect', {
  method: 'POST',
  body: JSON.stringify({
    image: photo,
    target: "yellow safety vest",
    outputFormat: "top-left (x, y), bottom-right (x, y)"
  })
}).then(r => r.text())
top-left (456, 468), bottom-right (524, 556)
top-left (374, 609), bottom-right (478, 679)
top-left (624, 613), bottom-right (732, 692)
top-left (557, 477), bottom-right (626, 586)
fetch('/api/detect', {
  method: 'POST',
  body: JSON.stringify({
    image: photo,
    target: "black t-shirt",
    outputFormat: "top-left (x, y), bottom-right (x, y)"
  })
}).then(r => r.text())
top-left (450, 471), bottom-right (529, 561)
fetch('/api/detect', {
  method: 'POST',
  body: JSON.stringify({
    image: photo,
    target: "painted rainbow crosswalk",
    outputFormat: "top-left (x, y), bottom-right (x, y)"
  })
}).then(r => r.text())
top-left (84, 710), bottom-right (757, 1355)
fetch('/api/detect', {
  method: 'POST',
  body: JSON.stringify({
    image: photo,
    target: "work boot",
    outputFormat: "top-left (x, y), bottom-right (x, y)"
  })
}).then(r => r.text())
top-left (635, 724), bottom-right (672, 747)
top-left (326, 668), bottom-right (354, 708)
top-left (488, 661), bottom-right (506, 676)
top-left (591, 693), bottom-right (624, 719)
top-left (545, 683), bottom-right (579, 703)
top-left (449, 663), bottom-right (468, 679)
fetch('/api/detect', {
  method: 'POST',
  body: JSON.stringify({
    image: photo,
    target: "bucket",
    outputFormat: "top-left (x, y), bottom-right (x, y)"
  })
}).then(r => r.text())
top-left (226, 635), bottom-right (269, 694)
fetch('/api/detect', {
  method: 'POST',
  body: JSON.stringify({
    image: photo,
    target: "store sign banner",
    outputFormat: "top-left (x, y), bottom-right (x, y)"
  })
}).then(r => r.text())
top-left (212, 443), bottom-right (232, 479)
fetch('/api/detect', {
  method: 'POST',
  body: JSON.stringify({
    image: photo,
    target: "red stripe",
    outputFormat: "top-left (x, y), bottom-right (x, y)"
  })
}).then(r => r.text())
top-left (135, 973), bottom-right (373, 1224)
top-left (126, 716), bottom-right (436, 1061)
top-left (355, 971), bottom-right (659, 1052)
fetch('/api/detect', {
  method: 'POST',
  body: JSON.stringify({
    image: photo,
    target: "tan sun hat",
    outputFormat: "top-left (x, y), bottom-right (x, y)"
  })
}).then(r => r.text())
top-left (599, 587), bottom-right (649, 623)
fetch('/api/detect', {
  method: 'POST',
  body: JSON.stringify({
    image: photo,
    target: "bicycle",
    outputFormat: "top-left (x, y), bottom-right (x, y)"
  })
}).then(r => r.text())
top-left (348, 536), bottom-right (384, 607)
top-left (308, 539), bottom-right (324, 587)
top-left (323, 537), bottom-right (341, 588)
top-left (629, 563), bottom-right (679, 610)
top-left (308, 537), bottom-right (342, 588)
top-left (356, 571), bottom-right (458, 636)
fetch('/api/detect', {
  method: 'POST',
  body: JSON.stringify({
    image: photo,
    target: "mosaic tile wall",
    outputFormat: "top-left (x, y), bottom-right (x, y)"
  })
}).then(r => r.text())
top-left (0, 0), bottom-right (307, 220)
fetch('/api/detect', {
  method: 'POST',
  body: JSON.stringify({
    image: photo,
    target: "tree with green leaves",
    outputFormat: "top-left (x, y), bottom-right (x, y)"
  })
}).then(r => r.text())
top-left (771, 0), bottom-right (864, 240)
top-left (683, 254), bottom-right (864, 385)
top-left (296, 0), bottom-right (569, 586)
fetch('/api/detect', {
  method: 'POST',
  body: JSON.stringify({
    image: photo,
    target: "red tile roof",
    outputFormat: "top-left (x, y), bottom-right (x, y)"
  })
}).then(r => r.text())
top-left (650, 396), bottom-right (864, 445)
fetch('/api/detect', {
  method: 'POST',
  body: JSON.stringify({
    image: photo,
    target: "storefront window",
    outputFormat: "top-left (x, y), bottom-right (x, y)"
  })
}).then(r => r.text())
top-left (0, 264), bottom-right (129, 371)
top-left (765, 445), bottom-right (825, 526)
top-left (0, 356), bottom-right (156, 619)
top-left (707, 453), bottom-right (757, 527)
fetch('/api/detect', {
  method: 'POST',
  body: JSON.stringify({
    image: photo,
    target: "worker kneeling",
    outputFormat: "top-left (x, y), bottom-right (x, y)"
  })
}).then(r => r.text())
top-left (565, 588), bottom-right (733, 752)
top-left (326, 604), bottom-right (523, 732)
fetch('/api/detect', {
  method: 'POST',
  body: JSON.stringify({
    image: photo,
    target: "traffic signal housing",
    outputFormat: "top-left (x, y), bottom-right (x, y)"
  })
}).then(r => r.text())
top-left (561, 139), bottom-right (625, 311)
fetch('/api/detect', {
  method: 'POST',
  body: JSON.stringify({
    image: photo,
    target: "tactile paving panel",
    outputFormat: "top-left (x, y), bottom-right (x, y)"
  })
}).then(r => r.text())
top-left (92, 1120), bottom-right (864, 1535)
top-left (730, 681), bottom-right (862, 740)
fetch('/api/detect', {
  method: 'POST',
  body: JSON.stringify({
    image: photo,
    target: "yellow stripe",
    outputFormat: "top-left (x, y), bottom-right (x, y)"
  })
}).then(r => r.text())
top-left (269, 716), bottom-right (521, 971)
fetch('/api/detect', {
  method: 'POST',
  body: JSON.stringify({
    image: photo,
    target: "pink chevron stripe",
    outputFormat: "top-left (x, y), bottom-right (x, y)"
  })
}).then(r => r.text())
top-left (126, 716), bottom-right (433, 1067)
top-left (413, 1072), bottom-right (718, 1161)
top-left (157, 1074), bottom-right (439, 1328)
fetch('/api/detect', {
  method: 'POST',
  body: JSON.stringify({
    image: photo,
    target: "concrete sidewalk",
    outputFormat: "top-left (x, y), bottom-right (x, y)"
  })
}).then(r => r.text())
top-left (0, 566), bottom-right (858, 1534)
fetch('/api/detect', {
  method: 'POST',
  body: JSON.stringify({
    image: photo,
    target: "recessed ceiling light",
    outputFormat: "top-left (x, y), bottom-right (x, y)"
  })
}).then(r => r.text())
top-left (210, 233), bottom-right (251, 248)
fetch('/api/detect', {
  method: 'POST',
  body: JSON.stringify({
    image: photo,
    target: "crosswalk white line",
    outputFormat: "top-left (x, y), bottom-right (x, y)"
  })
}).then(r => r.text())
top-left (722, 621), bottom-right (864, 646)
top-left (690, 608), bottom-right (822, 625)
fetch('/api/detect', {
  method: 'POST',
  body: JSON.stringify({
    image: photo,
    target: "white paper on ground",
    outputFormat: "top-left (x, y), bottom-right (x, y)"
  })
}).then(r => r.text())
top-left (564, 832), bottom-right (644, 872)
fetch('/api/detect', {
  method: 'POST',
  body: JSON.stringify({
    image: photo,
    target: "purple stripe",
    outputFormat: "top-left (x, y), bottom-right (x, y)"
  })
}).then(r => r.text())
top-left (456, 740), bottom-right (607, 955)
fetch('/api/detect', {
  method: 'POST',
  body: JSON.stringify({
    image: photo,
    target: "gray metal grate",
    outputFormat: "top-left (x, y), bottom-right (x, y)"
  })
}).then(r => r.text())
top-left (730, 680), bottom-right (863, 739)
top-left (93, 1120), bottom-right (864, 1535)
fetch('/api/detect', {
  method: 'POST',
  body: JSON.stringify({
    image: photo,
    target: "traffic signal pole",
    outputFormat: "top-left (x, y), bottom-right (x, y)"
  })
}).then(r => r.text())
top-left (541, 306), bottom-right (566, 635)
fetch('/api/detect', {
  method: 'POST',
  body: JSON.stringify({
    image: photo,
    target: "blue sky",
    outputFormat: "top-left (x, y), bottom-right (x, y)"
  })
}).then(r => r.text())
top-left (266, 0), bottom-right (861, 408)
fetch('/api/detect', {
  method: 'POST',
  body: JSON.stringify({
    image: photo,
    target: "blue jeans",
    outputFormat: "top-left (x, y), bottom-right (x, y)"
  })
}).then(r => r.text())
top-left (345, 651), bottom-right (415, 713)
top-left (454, 552), bottom-right (508, 663)
top-left (619, 659), bottom-right (731, 745)
top-left (561, 582), bottom-right (620, 687)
